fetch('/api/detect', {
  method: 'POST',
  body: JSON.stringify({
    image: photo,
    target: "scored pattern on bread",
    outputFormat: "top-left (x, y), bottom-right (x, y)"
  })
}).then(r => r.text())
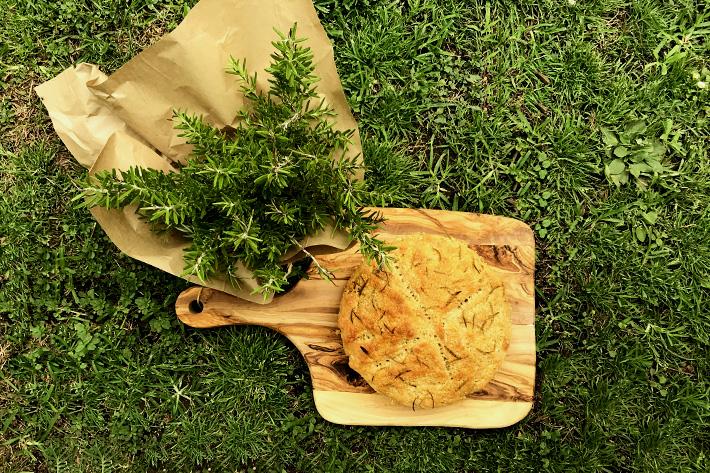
top-left (338, 233), bottom-right (512, 409)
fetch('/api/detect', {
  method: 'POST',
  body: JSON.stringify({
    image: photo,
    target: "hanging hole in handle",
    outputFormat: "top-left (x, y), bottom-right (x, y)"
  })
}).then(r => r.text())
top-left (188, 299), bottom-right (204, 314)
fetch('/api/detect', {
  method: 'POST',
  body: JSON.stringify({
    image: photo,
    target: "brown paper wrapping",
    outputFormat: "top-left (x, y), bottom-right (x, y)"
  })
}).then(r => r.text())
top-left (36, 0), bottom-right (358, 303)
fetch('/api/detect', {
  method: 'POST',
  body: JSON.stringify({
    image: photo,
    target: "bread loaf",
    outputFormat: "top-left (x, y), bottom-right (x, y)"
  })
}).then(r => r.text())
top-left (338, 233), bottom-right (511, 409)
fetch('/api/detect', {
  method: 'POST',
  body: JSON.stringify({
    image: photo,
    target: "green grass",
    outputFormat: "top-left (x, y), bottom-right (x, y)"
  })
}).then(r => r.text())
top-left (1, 0), bottom-right (709, 471)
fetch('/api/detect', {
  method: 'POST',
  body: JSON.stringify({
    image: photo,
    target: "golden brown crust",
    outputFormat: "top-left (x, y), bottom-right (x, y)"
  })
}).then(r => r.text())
top-left (338, 233), bottom-right (512, 409)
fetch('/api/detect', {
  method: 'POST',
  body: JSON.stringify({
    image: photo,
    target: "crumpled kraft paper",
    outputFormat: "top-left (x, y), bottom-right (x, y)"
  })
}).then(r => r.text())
top-left (36, 0), bottom-right (359, 303)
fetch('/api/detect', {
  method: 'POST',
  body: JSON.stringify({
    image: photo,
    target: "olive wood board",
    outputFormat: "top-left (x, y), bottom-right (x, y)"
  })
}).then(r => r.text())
top-left (175, 208), bottom-right (536, 429)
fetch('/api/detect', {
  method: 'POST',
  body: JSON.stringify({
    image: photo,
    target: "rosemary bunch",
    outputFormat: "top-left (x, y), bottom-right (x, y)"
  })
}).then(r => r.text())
top-left (77, 25), bottom-right (390, 296)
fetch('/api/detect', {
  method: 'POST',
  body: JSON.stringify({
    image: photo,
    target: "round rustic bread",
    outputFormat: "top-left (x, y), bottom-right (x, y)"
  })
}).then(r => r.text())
top-left (338, 233), bottom-right (511, 409)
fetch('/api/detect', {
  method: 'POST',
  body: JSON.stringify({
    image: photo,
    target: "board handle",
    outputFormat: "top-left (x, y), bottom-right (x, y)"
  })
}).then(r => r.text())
top-left (175, 277), bottom-right (345, 330)
top-left (176, 286), bottom-right (274, 328)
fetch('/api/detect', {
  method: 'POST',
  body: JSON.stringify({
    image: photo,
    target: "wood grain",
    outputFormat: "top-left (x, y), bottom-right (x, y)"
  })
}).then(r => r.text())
top-left (175, 208), bottom-right (535, 428)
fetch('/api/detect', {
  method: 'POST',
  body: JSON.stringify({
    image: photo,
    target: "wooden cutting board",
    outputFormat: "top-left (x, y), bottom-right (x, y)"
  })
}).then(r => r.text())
top-left (175, 208), bottom-right (535, 428)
